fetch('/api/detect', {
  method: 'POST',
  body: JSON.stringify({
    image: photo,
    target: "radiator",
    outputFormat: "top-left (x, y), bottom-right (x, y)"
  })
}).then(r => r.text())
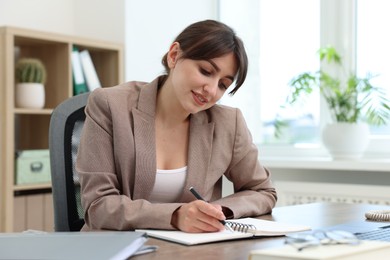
top-left (275, 181), bottom-right (390, 206)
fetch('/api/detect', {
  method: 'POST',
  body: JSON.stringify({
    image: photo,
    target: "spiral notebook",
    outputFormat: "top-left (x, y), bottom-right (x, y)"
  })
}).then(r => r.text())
top-left (137, 218), bottom-right (310, 246)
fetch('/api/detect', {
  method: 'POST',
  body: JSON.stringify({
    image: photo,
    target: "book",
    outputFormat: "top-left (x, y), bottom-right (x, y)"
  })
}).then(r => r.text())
top-left (79, 49), bottom-right (102, 91)
top-left (0, 231), bottom-right (149, 260)
top-left (137, 218), bottom-right (311, 246)
top-left (71, 46), bottom-right (89, 95)
top-left (248, 240), bottom-right (390, 260)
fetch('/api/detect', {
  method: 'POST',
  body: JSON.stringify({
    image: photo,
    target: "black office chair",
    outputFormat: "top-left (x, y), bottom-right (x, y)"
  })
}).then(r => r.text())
top-left (49, 92), bottom-right (89, 231)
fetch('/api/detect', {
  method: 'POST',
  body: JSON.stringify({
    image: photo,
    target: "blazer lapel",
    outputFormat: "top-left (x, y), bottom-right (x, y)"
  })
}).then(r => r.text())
top-left (132, 79), bottom-right (158, 200)
top-left (179, 112), bottom-right (215, 202)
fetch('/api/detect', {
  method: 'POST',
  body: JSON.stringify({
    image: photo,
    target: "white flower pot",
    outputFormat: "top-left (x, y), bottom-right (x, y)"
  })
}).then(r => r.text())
top-left (322, 122), bottom-right (370, 160)
top-left (16, 83), bottom-right (45, 109)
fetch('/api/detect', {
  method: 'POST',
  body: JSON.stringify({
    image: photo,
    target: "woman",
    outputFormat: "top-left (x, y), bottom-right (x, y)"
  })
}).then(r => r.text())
top-left (76, 20), bottom-right (277, 233)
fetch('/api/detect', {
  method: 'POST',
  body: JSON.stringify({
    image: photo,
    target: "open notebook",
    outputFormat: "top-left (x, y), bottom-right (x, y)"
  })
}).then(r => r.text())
top-left (137, 218), bottom-right (311, 246)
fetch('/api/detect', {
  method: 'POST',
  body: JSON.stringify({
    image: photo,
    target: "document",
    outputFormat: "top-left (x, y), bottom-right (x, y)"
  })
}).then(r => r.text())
top-left (0, 231), bottom-right (148, 260)
top-left (137, 218), bottom-right (310, 246)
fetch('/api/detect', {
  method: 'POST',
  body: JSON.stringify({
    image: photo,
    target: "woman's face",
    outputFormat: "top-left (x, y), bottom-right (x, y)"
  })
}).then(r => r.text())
top-left (168, 43), bottom-right (238, 115)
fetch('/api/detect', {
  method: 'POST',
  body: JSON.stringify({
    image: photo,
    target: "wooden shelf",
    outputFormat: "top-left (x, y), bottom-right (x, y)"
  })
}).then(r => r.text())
top-left (14, 108), bottom-right (53, 115)
top-left (14, 183), bottom-right (52, 192)
top-left (0, 26), bottom-right (124, 232)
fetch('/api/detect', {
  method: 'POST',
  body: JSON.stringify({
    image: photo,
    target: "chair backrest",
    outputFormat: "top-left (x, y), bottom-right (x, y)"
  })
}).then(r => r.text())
top-left (49, 92), bottom-right (90, 231)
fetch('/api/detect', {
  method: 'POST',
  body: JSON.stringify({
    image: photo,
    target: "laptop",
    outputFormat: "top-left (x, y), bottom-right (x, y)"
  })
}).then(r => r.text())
top-left (325, 220), bottom-right (390, 242)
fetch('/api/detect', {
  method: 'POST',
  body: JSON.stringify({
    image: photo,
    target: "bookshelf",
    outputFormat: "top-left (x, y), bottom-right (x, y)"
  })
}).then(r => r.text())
top-left (0, 26), bottom-right (124, 232)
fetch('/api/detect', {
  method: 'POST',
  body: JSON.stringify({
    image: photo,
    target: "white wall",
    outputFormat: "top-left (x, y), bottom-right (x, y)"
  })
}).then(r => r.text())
top-left (0, 0), bottom-right (75, 35)
top-left (73, 0), bottom-right (125, 43)
top-left (0, 0), bottom-right (218, 81)
top-left (124, 0), bottom-right (218, 82)
top-left (0, 0), bottom-right (122, 175)
top-left (0, 0), bottom-right (125, 43)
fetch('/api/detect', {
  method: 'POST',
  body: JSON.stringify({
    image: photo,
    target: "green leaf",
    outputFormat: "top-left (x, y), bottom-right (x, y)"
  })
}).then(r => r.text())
top-left (273, 45), bottom-right (390, 138)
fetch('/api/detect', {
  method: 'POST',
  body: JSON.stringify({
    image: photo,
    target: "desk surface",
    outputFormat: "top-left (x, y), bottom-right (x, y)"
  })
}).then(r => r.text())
top-left (133, 203), bottom-right (390, 260)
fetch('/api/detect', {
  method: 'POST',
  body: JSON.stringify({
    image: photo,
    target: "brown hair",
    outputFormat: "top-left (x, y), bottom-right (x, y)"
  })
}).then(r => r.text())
top-left (162, 20), bottom-right (248, 95)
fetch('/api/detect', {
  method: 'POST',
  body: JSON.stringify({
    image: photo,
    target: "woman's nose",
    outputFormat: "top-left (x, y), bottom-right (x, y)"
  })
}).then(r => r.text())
top-left (203, 80), bottom-right (218, 97)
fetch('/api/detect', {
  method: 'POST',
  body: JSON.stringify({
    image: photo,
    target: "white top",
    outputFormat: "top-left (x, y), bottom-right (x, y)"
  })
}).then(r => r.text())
top-left (149, 166), bottom-right (187, 203)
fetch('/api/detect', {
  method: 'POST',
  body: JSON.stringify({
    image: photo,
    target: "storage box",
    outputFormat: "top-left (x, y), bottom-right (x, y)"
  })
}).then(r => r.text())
top-left (15, 149), bottom-right (51, 185)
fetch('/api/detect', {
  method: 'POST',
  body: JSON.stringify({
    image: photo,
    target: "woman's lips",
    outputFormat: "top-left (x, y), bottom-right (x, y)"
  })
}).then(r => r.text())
top-left (192, 91), bottom-right (207, 105)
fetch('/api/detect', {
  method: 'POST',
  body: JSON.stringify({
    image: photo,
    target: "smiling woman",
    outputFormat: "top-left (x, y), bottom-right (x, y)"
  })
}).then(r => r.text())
top-left (164, 50), bottom-right (237, 114)
top-left (76, 19), bottom-right (277, 233)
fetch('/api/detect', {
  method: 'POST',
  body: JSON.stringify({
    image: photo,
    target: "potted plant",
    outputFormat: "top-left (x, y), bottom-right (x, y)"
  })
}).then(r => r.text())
top-left (15, 58), bottom-right (47, 109)
top-left (276, 46), bottom-right (390, 159)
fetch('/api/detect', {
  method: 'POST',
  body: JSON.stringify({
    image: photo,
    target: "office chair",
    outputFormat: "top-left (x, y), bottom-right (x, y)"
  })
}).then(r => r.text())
top-left (49, 92), bottom-right (90, 231)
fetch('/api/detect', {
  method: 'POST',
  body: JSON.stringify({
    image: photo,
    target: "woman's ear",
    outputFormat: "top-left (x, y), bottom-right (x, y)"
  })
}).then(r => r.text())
top-left (167, 42), bottom-right (181, 69)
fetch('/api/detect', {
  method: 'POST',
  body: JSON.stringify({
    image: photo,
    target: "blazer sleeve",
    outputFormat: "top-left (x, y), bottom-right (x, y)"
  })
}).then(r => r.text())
top-left (76, 88), bottom-right (182, 231)
top-left (213, 108), bottom-right (277, 218)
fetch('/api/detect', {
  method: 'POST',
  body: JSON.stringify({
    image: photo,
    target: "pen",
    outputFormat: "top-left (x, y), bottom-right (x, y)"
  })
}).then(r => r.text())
top-left (189, 187), bottom-right (234, 232)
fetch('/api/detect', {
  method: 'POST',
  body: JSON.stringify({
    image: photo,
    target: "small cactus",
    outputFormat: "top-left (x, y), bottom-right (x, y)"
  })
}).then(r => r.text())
top-left (15, 58), bottom-right (47, 84)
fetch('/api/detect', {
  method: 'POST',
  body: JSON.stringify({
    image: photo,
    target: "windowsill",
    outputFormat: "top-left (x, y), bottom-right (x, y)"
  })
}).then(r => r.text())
top-left (261, 156), bottom-right (390, 172)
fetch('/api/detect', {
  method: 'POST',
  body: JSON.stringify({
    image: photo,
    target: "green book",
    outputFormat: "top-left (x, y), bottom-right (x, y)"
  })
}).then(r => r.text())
top-left (71, 46), bottom-right (89, 95)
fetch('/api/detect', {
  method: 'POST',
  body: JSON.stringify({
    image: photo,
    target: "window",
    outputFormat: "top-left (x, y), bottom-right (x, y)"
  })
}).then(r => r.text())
top-left (258, 0), bottom-right (320, 145)
top-left (357, 0), bottom-right (390, 136)
top-left (219, 0), bottom-right (390, 157)
top-left (219, 0), bottom-right (320, 147)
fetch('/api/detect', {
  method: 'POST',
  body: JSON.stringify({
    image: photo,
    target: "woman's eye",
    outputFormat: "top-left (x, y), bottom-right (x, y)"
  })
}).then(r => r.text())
top-left (219, 82), bottom-right (228, 90)
top-left (200, 68), bottom-right (211, 76)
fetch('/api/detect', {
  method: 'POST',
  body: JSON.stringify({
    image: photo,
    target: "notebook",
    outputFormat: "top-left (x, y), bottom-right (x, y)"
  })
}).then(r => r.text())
top-left (0, 231), bottom-right (148, 260)
top-left (137, 218), bottom-right (311, 245)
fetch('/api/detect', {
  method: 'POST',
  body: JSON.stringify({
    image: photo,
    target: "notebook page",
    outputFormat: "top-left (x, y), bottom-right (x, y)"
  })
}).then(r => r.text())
top-left (137, 229), bottom-right (252, 245)
top-left (227, 218), bottom-right (311, 236)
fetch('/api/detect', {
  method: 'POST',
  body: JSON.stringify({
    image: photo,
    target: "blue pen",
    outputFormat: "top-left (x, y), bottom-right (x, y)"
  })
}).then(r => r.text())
top-left (189, 187), bottom-right (234, 232)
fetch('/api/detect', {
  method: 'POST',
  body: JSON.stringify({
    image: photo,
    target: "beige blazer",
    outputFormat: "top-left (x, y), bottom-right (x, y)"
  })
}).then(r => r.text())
top-left (76, 76), bottom-right (277, 231)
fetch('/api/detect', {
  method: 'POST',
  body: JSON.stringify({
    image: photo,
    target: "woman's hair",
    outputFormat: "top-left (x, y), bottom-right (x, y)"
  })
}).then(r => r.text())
top-left (162, 20), bottom-right (248, 95)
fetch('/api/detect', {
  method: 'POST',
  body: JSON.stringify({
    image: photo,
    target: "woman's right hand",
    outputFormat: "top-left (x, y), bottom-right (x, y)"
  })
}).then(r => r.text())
top-left (171, 200), bottom-right (226, 233)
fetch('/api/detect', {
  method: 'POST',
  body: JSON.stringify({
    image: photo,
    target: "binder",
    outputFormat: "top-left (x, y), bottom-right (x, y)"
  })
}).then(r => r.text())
top-left (71, 46), bottom-right (89, 95)
top-left (79, 49), bottom-right (102, 91)
top-left (0, 231), bottom-right (149, 260)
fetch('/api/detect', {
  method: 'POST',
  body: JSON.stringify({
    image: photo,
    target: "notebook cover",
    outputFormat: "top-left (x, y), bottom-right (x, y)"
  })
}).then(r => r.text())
top-left (0, 231), bottom-right (147, 260)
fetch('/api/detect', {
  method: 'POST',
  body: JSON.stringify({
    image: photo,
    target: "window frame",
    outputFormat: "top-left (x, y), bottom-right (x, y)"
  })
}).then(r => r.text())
top-left (219, 0), bottom-right (390, 159)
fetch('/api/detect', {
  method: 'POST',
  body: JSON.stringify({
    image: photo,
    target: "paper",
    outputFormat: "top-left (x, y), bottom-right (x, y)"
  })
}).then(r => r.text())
top-left (138, 218), bottom-right (311, 246)
top-left (227, 218), bottom-right (311, 236)
top-left (138, 229), bottom-right (252, 245)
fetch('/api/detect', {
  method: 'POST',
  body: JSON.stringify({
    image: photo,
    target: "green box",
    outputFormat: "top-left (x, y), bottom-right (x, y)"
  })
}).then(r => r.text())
top-left (15, 149), bottom-right (51, 185)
